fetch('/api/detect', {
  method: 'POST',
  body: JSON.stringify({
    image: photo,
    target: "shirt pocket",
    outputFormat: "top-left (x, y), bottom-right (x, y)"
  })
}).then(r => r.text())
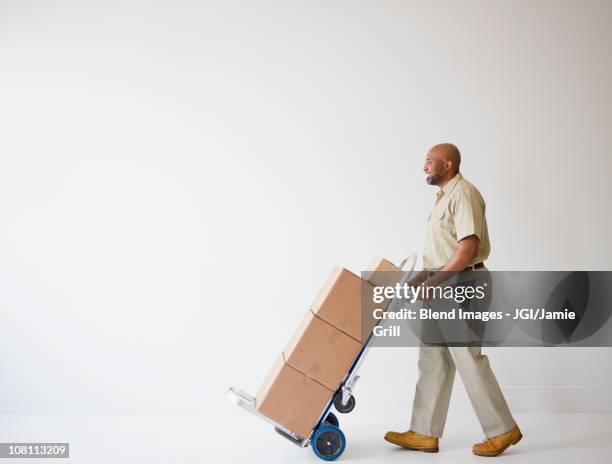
top-left (428, 208), bottom-right (447, 221)
top-left (431, 209), bottom-right (446, 220)
top-left (429, 208), bottom-right (454, 232)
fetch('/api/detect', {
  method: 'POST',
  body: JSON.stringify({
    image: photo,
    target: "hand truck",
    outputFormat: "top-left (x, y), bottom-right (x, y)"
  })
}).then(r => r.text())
top-left (227, 253), bottom-right (416, 460)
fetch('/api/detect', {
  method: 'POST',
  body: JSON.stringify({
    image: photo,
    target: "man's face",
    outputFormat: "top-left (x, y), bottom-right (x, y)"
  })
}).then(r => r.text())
top-left (423, 151), bottom-right (447, 185)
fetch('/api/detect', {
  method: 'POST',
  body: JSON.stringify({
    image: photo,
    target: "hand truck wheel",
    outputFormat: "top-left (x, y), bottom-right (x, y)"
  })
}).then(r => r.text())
top-left (324, 411), bottom-right (339, 427)
top-left (311, 424), bottom-right (346, 461)
top-left (333, 392), bottom-right (356, 414)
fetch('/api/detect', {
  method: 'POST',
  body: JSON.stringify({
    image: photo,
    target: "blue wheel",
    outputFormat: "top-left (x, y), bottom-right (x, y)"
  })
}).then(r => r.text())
top-left (311, 424), bottom-right (346, 461)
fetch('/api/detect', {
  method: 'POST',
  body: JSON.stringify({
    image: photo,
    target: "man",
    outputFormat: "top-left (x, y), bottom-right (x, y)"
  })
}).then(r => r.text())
top-left (384, 143), bottom-right (522, 457)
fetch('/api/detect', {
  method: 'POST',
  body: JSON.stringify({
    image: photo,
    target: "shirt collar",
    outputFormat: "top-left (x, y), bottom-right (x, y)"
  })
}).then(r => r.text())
top-left (438, 172), bottom-right (463, 197)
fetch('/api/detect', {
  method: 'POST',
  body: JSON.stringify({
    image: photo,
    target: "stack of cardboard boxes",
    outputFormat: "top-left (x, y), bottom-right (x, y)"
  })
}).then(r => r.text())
top-left (256, 258), bottom-right (403, 437)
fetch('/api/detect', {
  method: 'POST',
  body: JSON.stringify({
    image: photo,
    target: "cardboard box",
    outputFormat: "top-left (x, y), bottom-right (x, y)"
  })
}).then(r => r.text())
top-left (256, 355), bottom-right (333, 438)
top-left (364, 257), bottom-right (403, 288)
top-left (283, 310), bottom-right (362, 391)
top-left (311, 267), bottom-right (377, 342)
top-left (364, 257), bottom-right (406, 310)
top-left (311, 260), bottom-right (406, 342)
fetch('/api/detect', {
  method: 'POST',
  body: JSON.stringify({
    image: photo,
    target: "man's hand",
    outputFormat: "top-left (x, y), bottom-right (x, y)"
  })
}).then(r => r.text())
top-left (406, 269), bottom-right (429, 287)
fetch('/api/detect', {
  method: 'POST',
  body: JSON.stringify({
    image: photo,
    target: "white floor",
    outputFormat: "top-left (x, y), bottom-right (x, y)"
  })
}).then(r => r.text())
top-left (1, 410), bottom-right (611, 463)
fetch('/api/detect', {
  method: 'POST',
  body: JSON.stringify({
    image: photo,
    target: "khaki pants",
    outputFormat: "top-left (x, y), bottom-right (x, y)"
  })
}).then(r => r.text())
top-left (410, 345), bottom-right (516, 438)
top-left (410, 269), bottom-right (516, 438)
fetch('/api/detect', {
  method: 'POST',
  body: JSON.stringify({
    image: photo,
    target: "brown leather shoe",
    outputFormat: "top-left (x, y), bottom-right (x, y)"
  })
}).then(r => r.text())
top-left (473, 426), bottom-right (522, 457)
top-left (384, 430), bottom-right (439, 453)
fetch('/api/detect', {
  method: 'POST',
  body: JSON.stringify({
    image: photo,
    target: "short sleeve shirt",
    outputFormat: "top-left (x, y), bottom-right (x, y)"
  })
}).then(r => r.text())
top-left (423, 173), bottom-right (490, 270)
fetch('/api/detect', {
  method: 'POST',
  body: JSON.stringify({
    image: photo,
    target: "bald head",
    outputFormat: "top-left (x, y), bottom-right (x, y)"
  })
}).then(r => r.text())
top-left (423, 143), bottom-right (462, 186)
top-left (428, 143), bottom-right (461, 173)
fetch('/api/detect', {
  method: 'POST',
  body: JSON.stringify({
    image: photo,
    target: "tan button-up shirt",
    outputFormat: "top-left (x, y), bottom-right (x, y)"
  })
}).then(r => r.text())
top-left (423, 173), bottom-right (490, 270)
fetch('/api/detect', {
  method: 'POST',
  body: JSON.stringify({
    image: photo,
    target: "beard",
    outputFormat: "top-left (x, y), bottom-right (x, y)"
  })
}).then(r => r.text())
top-left (426, 173), bottom-right (442, 185)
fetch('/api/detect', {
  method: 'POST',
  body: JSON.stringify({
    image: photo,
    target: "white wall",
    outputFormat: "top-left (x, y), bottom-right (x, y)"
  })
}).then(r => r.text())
top-left (1, 0), bottom-right (611, 414)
